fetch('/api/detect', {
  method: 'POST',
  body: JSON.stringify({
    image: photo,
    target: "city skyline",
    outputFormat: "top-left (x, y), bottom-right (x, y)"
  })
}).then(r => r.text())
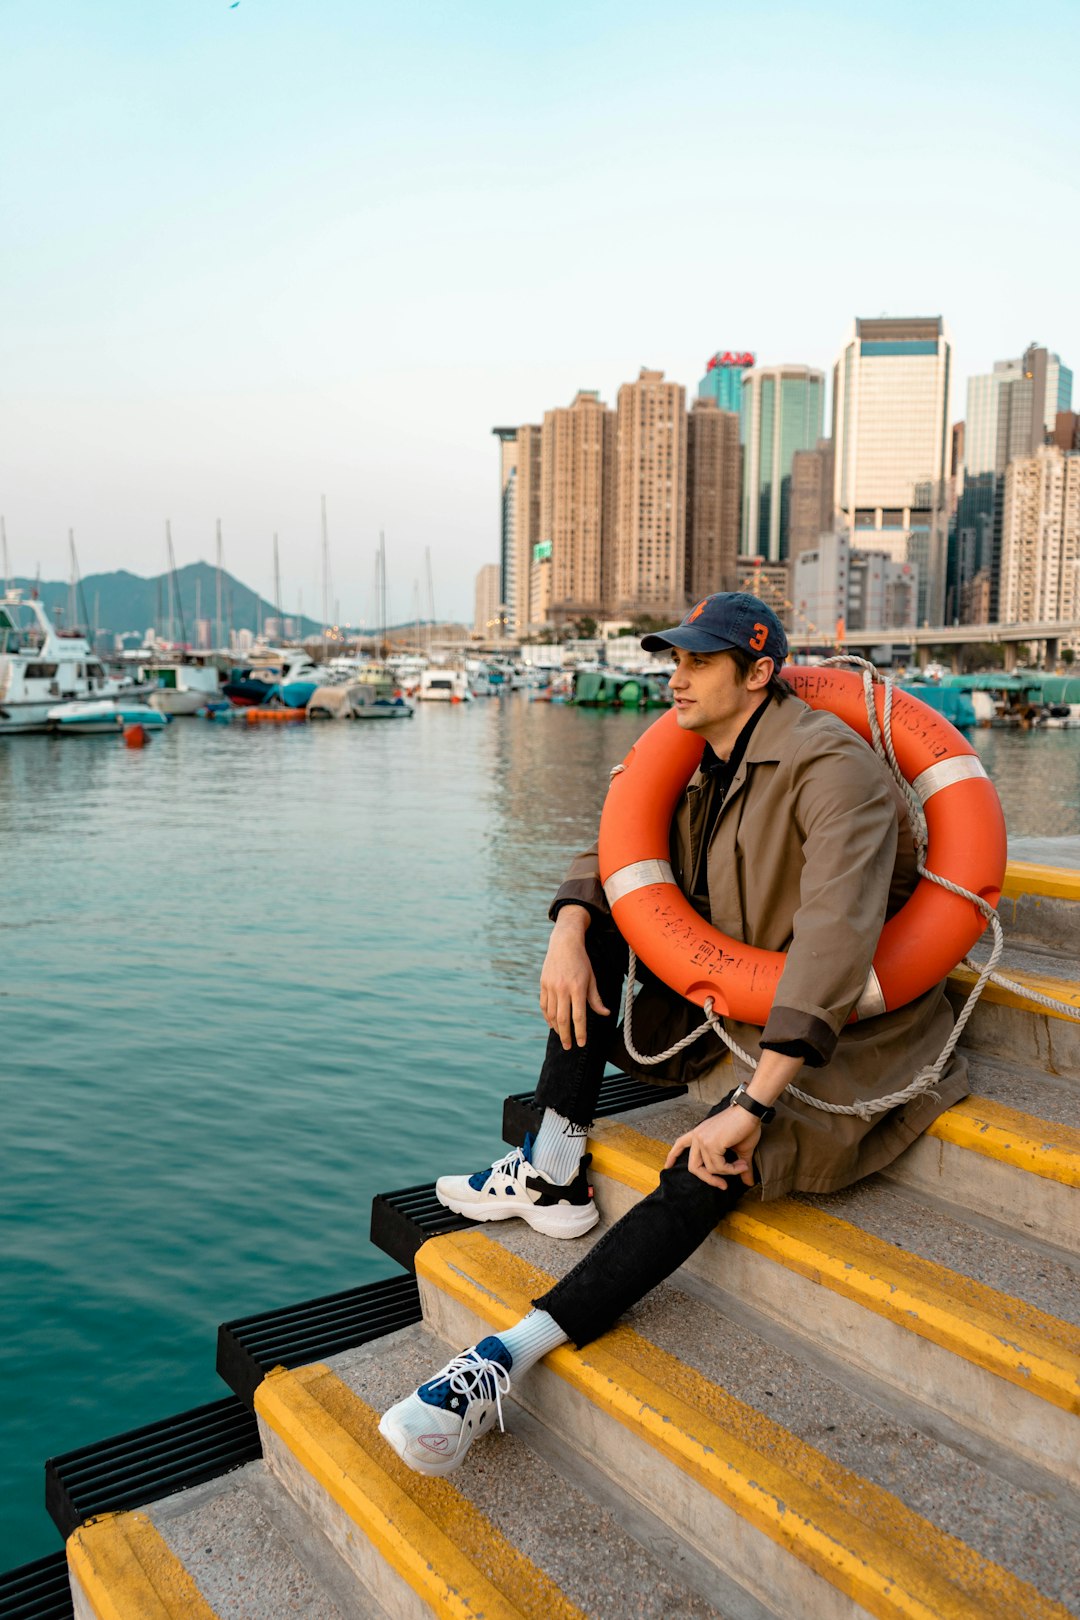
top-left (3, 0), bottom-right (1078, 621)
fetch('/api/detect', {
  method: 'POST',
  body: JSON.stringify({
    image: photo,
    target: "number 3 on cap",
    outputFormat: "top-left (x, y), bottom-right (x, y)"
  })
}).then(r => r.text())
top-left (749, 623), bottom-right (768, 651)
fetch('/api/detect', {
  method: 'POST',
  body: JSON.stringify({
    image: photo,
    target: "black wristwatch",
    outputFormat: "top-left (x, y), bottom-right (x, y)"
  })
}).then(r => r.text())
top-left (730, 1082), bottom-right (776, 1125)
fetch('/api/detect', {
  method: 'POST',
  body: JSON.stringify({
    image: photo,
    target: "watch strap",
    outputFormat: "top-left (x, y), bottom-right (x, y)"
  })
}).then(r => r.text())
top-left (730, 1083), bottom-right (776, 1125)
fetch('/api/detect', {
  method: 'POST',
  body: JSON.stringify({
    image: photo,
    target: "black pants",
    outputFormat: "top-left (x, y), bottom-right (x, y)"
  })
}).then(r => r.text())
top-left (530, 925), bottom-right (749, 1347)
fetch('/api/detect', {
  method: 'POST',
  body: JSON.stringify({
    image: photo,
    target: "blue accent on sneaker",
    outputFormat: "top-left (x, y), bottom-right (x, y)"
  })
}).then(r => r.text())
top-left (416, 1337), bottom-right (514, 1411)
top-left (467, 1138), bottom-right (536, 1193)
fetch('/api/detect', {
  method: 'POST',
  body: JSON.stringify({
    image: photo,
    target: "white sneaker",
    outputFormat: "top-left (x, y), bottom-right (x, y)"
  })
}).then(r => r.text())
top-left (378, 1338), bottom-right (513, 1477)
top-left (435, 1133), bottom-right (599, 1239)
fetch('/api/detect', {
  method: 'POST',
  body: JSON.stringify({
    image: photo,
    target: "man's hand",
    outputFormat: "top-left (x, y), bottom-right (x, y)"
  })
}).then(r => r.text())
top-left (539, 906), bottom-right (610, 1050)
top-left (664, 1105), bottom-right (761, 1189)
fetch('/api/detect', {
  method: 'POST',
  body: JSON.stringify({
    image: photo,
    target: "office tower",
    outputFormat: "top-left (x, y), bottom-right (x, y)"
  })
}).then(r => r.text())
top-left (789, 439), bottom-right (836, 565)
top-left (1000, 446), bottom-right (1080, 638)
top-left (1053, 412), bottom-right (1080, 452)
top-left (474, 563), bottom-right (501, 637)
top-left (741, 365), bottom-right (825, 563)
top-left (955, 343), bottom-right (1073, 620)
top-left (613, 369), bottom-right (688, 617)
top-left (515, 424), bottom-right (542, 632)
top-left (833, 316), bottom-right (951, 626)
top-left (492, 428), bottom-right (518, 633)
top-left (686, 397), bottom-right (741, 598)
top-left (540, 389), bottom-right (616, 626)
top-left (698, 350), bottom-right (755, 414)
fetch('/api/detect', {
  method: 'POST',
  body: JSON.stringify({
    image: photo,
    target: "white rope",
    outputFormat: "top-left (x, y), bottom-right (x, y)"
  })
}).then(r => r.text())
top-left (617, 655), bottom-right (1079, 1121)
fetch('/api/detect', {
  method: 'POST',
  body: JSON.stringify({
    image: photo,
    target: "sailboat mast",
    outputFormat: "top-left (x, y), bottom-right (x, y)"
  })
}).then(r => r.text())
top-left (321, 495), bottom-right (330, 661)
top-left (1, 516), bottom-right (9, 595)
top-left (165, 522), bottom-right (174, 644)
top-left (425, 545), bottom-right (435, 656)
top-left (69, 531), bottom-right (91, 638)
top-left (69, 530), bottom-right (78, 631)
top-left (215, 519), bottom-right (223, 651)
top-left (273, 533), bottom-right (282, 637)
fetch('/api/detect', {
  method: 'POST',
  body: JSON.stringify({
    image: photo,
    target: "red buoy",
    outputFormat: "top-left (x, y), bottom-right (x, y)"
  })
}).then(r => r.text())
top-left (123, 723), bottom-right (148, 749)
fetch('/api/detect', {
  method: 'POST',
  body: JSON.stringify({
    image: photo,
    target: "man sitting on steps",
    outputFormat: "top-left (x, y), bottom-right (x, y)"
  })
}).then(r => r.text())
top-left (380, 591), bottom-right (968, 1476)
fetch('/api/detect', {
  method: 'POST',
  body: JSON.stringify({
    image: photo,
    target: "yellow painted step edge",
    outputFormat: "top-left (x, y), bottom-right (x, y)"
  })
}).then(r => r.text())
top-left (1002, 859), bottom-right (1080, 903)
top-left (418, 1230), bottom-right (1070, 1620)
top-left (928, 1094), bottom-right (1080, 1188)
top-left (948, 961), bottom-right (1080, 1018)
top-left (255, 1363), bottom-right (585, 1620)
top-left (588, 1124), bottom-right (1080, 1413)
top-left (67, 1512), bottom-right (220, 1620)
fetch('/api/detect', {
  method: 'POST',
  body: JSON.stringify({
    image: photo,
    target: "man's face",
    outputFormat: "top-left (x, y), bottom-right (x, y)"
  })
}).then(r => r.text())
top-left (667, 647), bottom-right (770, 741)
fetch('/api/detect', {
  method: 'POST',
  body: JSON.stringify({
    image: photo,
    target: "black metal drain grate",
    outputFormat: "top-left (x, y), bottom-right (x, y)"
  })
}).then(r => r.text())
top-left (218, 1271), bottom-right (423, 1408)
top-left (45, 1396), bottom-right (261, 1540)
top-left (0, 1550), bottom-right (73, 1619)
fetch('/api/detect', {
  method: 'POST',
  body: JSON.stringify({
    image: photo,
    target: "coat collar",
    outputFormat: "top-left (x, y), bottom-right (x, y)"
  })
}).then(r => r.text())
top-left (689, 692), bottom-right (806, 789)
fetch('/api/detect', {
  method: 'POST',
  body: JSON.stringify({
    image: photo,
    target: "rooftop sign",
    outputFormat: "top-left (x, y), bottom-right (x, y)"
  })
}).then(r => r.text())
top-left (706, 351), bottom-right (754, 370)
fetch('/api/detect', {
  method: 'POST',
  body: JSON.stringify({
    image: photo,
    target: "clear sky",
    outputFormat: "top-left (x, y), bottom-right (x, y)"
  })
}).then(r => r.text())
top-left (3, 0), bottom-right (1078, 624)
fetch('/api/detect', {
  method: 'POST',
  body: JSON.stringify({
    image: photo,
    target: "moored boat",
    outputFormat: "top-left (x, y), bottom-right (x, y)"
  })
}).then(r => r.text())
top-left (0, 592), bottom-right (148, 733)
top-left (47, 699), bottom-right (169, 735)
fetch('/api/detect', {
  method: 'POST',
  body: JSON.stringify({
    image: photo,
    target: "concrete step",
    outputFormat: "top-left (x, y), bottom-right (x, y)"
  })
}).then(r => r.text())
top-left (67, 1459), bottom-right (386, 1619)
top-left (254, 1325), bottom-right (734, 1620)
top-left (946, 950), bottom-right (1080, 1073)
top-left (999, 860), bottom-right (1080, 953)
top-left (415, 1226), bottom-right (1077, 1620)
top-left (581, 1103), bottom-right (1080, 1488)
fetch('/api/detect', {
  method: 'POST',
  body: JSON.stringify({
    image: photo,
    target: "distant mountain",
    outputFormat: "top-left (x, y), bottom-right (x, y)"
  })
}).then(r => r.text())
top-left (6, 563), bottom-right (322, 640)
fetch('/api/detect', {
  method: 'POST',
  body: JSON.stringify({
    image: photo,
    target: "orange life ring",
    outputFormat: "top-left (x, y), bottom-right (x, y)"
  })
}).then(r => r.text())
top-left (597, 667), bottom-right (1007, 1026)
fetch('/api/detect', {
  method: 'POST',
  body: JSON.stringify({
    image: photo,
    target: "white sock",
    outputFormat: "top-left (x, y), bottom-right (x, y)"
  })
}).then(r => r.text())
top-left (495, 1310), bottom-right (568, 1374)
top-left (531, 1108), bottom-right (588, 1184)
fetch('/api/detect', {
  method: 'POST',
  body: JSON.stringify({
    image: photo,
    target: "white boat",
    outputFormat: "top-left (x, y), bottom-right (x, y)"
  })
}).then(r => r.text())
top-left (146, 658), bottom-right (222, 716)
top-left (0, 592), bottom-right (146, 734)
top-left (47, 698), bottom-right (169, 735)
top-left (417, 667), bottom-right (472, 702)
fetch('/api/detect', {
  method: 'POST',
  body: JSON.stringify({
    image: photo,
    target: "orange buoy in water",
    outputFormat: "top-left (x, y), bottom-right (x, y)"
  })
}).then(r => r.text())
top-left (244, 707), bottom-right (308, 724)
top-left (123, 723), bottom-right (148, 748)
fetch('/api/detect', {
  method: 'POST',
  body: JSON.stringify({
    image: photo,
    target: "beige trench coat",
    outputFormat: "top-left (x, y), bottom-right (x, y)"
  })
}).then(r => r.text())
top-left (553, 692), bottom-right (969, 1200)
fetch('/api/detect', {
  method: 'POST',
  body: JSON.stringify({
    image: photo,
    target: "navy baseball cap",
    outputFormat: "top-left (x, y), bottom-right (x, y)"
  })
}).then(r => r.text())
top-left (641, 592), bottom-right (789, 666)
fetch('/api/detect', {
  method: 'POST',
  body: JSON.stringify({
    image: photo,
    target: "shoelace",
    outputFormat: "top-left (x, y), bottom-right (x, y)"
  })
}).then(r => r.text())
top-left (433, 1349), bottom-right (512, 1433)
top-left (482, 1145), bottom-right (528, 1184)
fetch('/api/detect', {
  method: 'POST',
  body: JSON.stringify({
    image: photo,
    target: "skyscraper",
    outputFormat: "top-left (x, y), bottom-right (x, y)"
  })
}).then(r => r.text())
top-left (833, 317), bottom-right (951, 625)
top-left (954, 344), bottom-right (1073, 620)
top-left (514, 424), bottom-right (542, 633)
top-left (789, 439), bottom-right (836, 565)
top-left (683, 398), bottom-right (744, 602)
top-left (1000, 445), bottom-right (1080, 643)
top-left (686, 398), bottom-right (741, 598)
top-left (492, 428), bottom-right (518, 634)
top-left (741, 365), bottom-right (825, 563)
top-left (613, 369), bottom-right (688, 617)
top-left (474, 563), bottom-right (501, 637)
top-left (698, 350), bottom-right (755, 414)
top-left (540, 390), bottom-right (616, 627)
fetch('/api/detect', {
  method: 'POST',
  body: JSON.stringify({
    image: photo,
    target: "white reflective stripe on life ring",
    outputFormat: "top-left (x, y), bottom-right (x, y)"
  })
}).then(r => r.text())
top-left (853, 965), bottom-right (887, 1020)
top-left (603, 859), bottom-right (676, 907)
top-left (912, 754), bottom-right (987, 805)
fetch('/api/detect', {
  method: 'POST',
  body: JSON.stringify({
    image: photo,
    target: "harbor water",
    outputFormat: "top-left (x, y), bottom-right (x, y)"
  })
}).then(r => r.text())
top-left (1, 700), bottom-right (1078, 1571)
